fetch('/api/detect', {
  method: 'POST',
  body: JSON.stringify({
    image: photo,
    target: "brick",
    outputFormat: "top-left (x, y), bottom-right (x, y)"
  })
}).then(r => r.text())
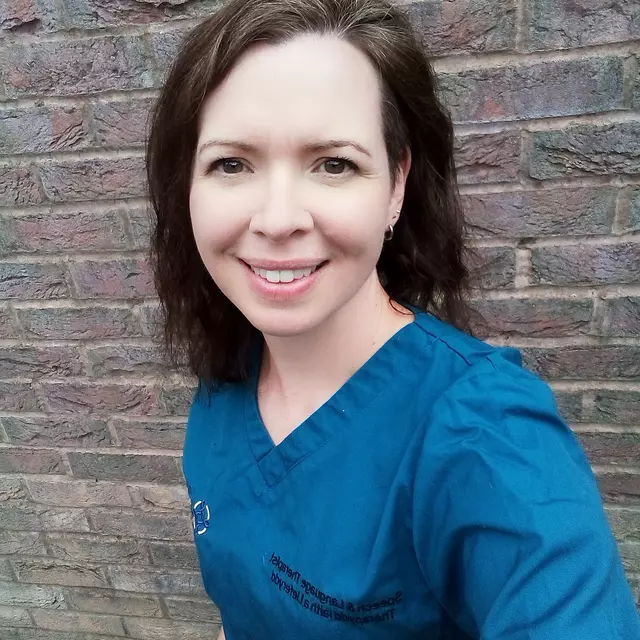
top-left (89, 508), bottom-right (191, 542)
top-left (47, 533), bottom-right (149, 565)
top-left (531, 244), bottom-right (640, 286)
top-left (42, 382), bottom-right (157, 415)
top-left (2, 36), bottom-right (155, 98)
top-left (113, 419), bottom-right (186, 450)
top-left (0, 167), bottom-right (42, 207)
top-left (0, 262), bottom-right (68, 299)
top-left (406, 0), bottom-right (515, 56)
top-left (65, 587), bottom-right (162, 617)
top-left (524, 346), bottom-right (640, 381)
top-left (0, 476), bottom-right (28, 502)
top-left (0, 604), bottom-right (32, 627)
top-left (70, 258), bottom-right (155, 299)
top-left (32, 609), bottom-right (126, 636)
top-left (631, 188), bottom-right (640, 231)
top-left (454, 131), bottom-right (520, 185)
top-left (129, 485), bottom-right (189, 511)
top-left (0, 105), bottom-right (90, 156)
top-left (579, 432), bottom-right (640, 467)
top-left (471, 297), bottom-right (593, 338)
top-left (128, 208), bottom-right (152, 250)
top-left (0, 210), bottom-right (129, 255)
top-left (553, 391), bottom-right (584, 424)
top-left (0, 580), bottom-right (66, 608)
top-left (148, 542), bottom-right (198, 570)
top-left (597, 473), bottom-right (640, 505)
top-left (18, 306), bottom-right (141, 340)
top-left (92, 97), bottom-right (154, 149)
top-left (123, 617), bottom-right (220, 640)
top-left (0, 504), bottom-right (40, 530)
top-left (0, 630), bottom-right (122, 640)
top-left (164, 596), bottom-right (220, 623)
top-left (530, 122), bottom-right (640, 180)
top-left (139, 302), bottom-right (162, 338)
top-left (37, 506), bottom-right (89, 533)
top-left (109, 567), bottom-right (206, 596)
top-left (0, 304), bottom-right (20, 338)
top-left (440, 57), bottom-right (623, 124)
top-left (528, 0), bottom-right (639, 50)
top-left (0, 448), bottom-right (65, 474)
top-left (0, 346), bottom-right (83, 379)
top-left (592, 391), bottom-right (640, 425)
top-left (0, 559), bottom-right (13, 580)
top-left (39, 156), bottom-right (147, 202)
top-left (0, 382), bottom-right (40, 412)
top-left (618, 541), bottom-right (640, 575)
top-left (87, 343), bottom-right (168, 376)
top-left (467, 246), bottom-right (515, 289)
top-left (0, 531), bottom-right (46, 556)
top-left (605, 507), bottom-right (640, 542)
top-left (158, 386), bottom-right (195, 417)
top-left (13, 558), bottom-right (109, 588)
top-left (27, 478), bottom-right (131, 508)
top-left (2, 416), bottom-right (111, 447)
top-left (0, 0), bottom-right (59, 32)
top-left (464, 188), bottom-right (616, 238)
top-left (605, 297), bottom-right (640, 337)
top-left (69, 453), bottom-right (181, 483)
top-left (150, 23), bottom-right (193, 72)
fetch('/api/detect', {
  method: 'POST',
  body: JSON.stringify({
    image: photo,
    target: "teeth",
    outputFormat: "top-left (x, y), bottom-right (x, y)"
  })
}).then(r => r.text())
top-left (251, 265), bottom-right (318, 283)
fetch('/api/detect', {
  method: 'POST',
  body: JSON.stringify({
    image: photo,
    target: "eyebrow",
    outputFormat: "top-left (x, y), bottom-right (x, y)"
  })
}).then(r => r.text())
top-left (197, 139), bottom-right (372, 158)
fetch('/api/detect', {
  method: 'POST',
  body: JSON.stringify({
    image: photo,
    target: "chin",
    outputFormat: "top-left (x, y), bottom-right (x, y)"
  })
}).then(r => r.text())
top-left (243, 305), bottom-right (326, 339)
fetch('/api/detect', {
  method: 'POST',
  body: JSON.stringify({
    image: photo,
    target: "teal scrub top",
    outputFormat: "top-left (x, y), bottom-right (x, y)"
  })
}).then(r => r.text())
top-left (183, 310), bottom-right (640, 639)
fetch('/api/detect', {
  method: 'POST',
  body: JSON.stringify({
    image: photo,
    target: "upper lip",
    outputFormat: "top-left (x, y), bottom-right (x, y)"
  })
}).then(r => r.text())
top-left (241, 259), bottom-right (325, 270)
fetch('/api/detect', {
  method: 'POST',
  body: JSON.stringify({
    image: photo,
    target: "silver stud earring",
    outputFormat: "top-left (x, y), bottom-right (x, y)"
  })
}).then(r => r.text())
top-left (384, 224), bottom-right (394, 241)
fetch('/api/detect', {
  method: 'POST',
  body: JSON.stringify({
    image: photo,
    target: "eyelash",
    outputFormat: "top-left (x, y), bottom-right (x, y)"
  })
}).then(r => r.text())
top-left (205, 156), bottom-right (359, 176)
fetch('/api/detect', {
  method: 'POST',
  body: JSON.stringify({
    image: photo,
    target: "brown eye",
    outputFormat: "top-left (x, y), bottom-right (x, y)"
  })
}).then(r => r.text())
top-left (323, 159), bottom-right (348, 174)
top-left (219, 159), bottom-right (244, 174)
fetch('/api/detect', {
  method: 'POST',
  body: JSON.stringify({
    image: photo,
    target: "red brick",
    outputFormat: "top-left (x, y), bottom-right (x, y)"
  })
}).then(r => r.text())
top-left (0, 106), bottom-right (90, 156)
top-left (464, 188), bottom-right (616, 238)
top-left (471, 297), bottom-right (593, 338)
top-left (70, 258), bottom-right (155, 299)
top-left (597, 473), bottom-right (640, 505)
top-left (528, 0), bottom-right (640, 50)
top-left (127, 208), bottom-right (152, 250)
top-left (530, 122), bottom-right (640, 180)
top-left (31, 609), bottom-right (125, 636)
top-left (47, 533), bottom-right (149, 565)
top-left (578, 432), bottom-right (640, 467)
top-left (158, 386), bottom-right (195, 417)
top-left (0, 262), bottom-right (68, 299)
top-left (18, 306), bottom-right (141, 340)
top-left (2, 416), bottom-right (111, 447)
top-left (0, 346), bottom-right (83, 379)
top-left (0, 448), bottom-right (66, 475)
top-left (454, 131), bottom-right (520, 185)
top-left (531, 243), bottom-right (640, 286)
top-left (150, 23), bottom-right (194, 73)
top-left (405, 0), bottom-right (515, 56)
top-left (12, 558), bottom-right (109, 588)
top-left (605, 297), bottom-right (640, 337)
top-left (113, 419), bottom-right (186, 450)
top-left (92, 97), bottom-right (154, 149)
top-left (0, 305), bottom-right (20, 338)
top-left (0, 210), bottom-right (129, 254)
top-left (592, 391), bottom-right (640, 425)
top-left (467, 246), bottom-right (515, 289)
top-left (68, 452), bottom-right (181, 483)
top-left (27, 478), bottom-right (131, 508)
top-left (524, 346), bottom-right (640, 381)
top-left (0, 382), bottom-right (40, 412)
top-left (87, 344), bottom-right (166, 377)
top-left (39, 156), bottom-right (147, 202)
top-left (440, 57), bottom-right (624, 124)
top-left (123, 617), bottom-right (220, 639)
top-left (65, 587), bottom-right (162, 617)
top-left (0, 0), bottom-right (58, 32)
top-left (139, 302), bottom-right (162, 338)
top-left (89, 508), bottom-right (191, 542)
top-left (0, 167), bottom-right (42, 206)
top-left (2, 36), bottom-right (154, 98)
top-left (109, 566), bottom-right (206, 596)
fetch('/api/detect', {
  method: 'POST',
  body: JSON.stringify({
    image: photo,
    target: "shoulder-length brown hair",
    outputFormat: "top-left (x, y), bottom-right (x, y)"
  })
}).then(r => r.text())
top-left (147, 0), bottom-right (471, 386)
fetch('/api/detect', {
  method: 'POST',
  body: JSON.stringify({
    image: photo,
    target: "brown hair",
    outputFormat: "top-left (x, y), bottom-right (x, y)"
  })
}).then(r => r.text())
top-left (147, 0), bottom-right (471, 386)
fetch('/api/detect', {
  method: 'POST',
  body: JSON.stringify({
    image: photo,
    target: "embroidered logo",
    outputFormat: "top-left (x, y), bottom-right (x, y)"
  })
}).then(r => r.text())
top-left (191, 499), bottom-right (210, 536)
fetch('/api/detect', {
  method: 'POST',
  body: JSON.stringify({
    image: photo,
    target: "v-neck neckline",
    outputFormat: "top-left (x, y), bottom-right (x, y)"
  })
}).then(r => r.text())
top-left (244, 314), bottom-right (425, 488)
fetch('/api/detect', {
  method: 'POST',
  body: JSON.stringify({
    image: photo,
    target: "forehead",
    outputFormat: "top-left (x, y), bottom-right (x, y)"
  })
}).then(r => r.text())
top-left (197, 34), bottom-right (384, 147)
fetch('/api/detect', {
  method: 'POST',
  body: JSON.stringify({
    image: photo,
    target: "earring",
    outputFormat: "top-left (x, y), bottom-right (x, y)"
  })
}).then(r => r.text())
top-left (384, 224), bottom-right (394, 241)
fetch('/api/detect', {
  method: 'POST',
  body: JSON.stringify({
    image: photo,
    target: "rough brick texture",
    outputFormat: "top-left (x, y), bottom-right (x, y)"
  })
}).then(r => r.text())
top-left (0, 0), bottom-right (638, 635)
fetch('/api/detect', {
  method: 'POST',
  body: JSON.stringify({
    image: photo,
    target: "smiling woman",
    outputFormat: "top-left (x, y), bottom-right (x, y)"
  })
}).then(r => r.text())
top-left (146, 0), bottom-right (639, 639)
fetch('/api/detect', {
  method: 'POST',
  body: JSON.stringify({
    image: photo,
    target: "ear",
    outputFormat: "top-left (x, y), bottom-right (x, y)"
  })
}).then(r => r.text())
top-left (388, 147), bottom-right (412, 225)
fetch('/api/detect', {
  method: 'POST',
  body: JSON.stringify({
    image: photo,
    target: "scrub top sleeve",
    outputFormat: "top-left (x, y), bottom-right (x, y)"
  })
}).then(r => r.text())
top-left (413, 360), bottom-right (640, 640)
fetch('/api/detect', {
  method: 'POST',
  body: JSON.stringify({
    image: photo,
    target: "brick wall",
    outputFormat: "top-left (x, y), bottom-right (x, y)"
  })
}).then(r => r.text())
top-left (0, 0), bottom-right (638, 637)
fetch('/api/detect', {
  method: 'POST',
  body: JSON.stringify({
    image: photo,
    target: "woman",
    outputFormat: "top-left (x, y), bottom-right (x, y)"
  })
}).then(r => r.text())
top-left (146, 0), bottom-right (640, 638)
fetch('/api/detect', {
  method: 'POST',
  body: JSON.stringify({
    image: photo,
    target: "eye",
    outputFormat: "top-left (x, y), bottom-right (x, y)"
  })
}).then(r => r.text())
top-left (206, 158), bottom-right (246, 175)
top-left (319, 157), bottom-right (358, 176)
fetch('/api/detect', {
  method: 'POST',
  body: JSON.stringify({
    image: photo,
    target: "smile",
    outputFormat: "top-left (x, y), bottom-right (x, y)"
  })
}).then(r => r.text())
top-left (249, 265), bottom-right (321, 283)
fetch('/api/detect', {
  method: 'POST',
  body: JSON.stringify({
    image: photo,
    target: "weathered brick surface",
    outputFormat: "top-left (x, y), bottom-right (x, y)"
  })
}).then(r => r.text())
top-left (0, 0), bottom-right (638, 632)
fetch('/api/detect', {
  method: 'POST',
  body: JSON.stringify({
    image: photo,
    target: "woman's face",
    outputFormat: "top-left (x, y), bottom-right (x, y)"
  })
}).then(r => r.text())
top-left (190, 34), bottom-right (410, 337)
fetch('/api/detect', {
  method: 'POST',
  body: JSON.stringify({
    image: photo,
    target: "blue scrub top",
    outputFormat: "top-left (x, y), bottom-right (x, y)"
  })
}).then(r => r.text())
top-left (183, 310), bottom-right (640, 639)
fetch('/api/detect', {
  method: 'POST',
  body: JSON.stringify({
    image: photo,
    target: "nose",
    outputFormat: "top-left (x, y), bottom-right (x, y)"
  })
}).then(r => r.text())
top-left (249, 169), bottom-right (313, 241)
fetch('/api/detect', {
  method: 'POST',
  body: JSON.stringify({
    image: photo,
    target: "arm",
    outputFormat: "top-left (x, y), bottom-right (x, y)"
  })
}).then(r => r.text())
top-left (217, 627), bottom-right (225, 640)
top-left (414, 361), bottom-right (640, 638)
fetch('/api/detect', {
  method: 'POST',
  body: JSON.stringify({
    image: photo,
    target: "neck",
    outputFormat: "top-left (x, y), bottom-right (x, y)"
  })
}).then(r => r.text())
top-left (259, 273), bottom-right (413, 406)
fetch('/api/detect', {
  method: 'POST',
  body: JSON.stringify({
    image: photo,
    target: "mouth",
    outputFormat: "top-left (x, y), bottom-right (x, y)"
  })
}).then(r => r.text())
top-left (243, 260), bottom-right (328, 284)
